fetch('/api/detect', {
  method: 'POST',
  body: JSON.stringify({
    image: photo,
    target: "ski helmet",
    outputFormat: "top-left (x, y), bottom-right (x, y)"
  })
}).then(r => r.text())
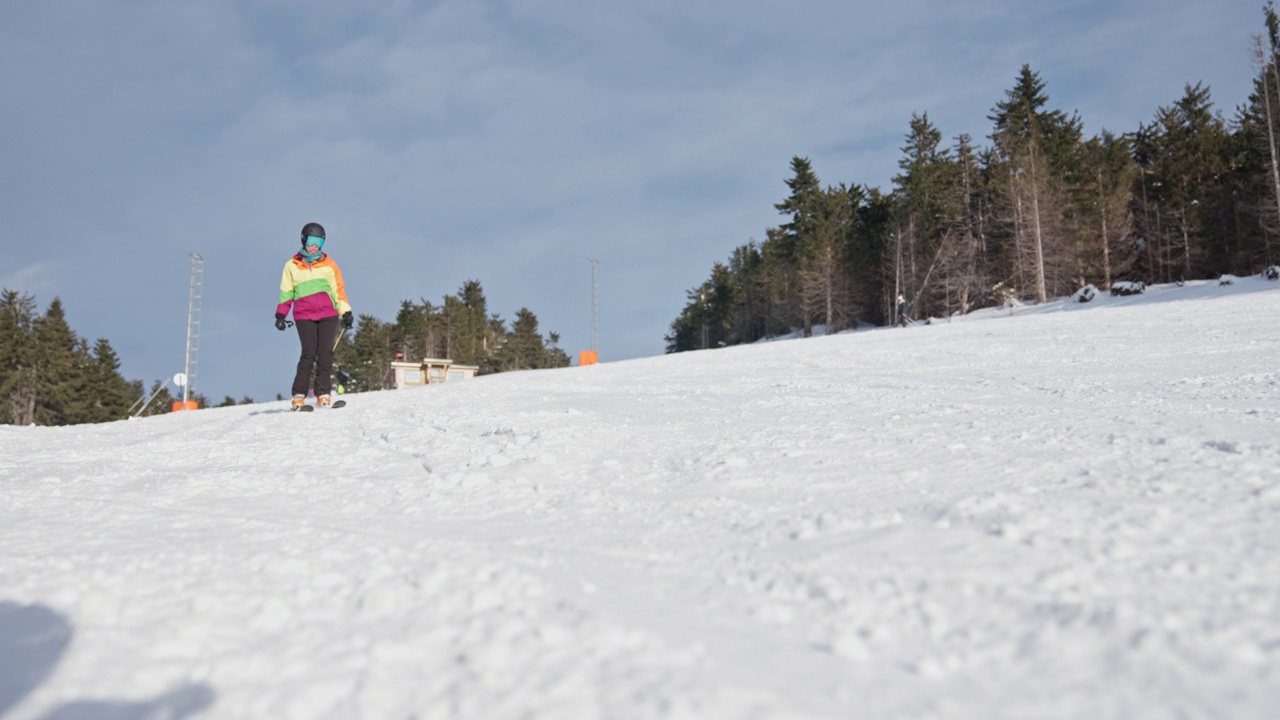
top-left (300, 222), bottom-right (326, 245)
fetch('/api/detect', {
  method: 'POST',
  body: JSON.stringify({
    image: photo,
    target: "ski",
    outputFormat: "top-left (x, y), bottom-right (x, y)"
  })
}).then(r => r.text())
top-left (293, 399), bottom-right (344, 412)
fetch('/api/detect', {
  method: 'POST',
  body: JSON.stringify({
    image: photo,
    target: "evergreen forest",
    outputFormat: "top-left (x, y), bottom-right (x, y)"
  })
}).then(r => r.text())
top-left (332, 279), bottom-right (571, 395)
top-left (667, 7), bottom-right (1280, 352)
top-left (0, 280), bottom-right (567, 426)
top-left (0, 290), bottom-right (171, 425)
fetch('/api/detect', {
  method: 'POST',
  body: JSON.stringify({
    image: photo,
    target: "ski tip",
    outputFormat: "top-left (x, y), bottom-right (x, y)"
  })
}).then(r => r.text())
top-left (296, 405), bottom-right (315, 412)
top-left (331, 400), bottom-right (347, 409)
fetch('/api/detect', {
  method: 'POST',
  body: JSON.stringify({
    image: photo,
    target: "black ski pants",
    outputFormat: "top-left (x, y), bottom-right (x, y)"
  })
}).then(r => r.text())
top-left (291, 315), bottom-right (339, 397)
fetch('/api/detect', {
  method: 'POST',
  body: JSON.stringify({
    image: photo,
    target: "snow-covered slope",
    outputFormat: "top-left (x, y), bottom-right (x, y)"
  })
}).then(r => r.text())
top-left (3, 277), bottom-right (1279, 719)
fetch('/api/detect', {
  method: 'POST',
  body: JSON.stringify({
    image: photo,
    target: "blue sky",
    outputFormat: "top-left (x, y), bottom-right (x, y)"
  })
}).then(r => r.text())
top-left (0, 0), bottom-right (1264, 403)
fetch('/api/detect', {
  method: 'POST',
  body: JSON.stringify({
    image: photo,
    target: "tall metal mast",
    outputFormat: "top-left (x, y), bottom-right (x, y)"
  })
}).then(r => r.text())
top-left (184, 251), bottom-right (204, 404)
top-left (589, 258), bottom-right (599, 354)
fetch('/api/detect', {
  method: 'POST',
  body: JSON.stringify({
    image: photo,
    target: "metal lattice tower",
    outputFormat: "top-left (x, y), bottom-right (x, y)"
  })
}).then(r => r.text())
top-left (589, 258), bottom-right (599, 353)
top-left (184, 251), bottom-right (204, 404)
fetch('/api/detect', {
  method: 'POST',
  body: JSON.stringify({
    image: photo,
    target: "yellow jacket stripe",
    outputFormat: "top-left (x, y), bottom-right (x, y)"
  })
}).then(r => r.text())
top-left (276, 254), bottom-right (351, 321)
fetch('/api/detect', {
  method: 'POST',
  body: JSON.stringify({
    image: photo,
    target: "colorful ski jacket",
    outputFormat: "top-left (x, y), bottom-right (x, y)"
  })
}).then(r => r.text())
top-left (276, 253), bottom-right (351, 321)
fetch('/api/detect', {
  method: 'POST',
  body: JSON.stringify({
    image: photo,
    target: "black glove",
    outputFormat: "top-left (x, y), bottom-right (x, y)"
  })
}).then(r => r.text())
top-left (275, 313), bottom-right (288, 331)
top-left (341, 311), bottom-right (353, 329)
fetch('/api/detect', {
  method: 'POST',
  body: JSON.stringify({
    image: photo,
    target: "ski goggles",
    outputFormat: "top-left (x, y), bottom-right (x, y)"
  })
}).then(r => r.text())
top-left (304, 235), bottom-right (325, 248)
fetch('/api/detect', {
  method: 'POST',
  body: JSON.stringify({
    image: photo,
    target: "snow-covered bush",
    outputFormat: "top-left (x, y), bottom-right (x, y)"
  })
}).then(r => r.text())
top-left (1265, 266), bottom-right (1279, 281)
top-left (1074, 284), bottom-right (1098, 303)
top-left (1111, 281), bottom-right (1145, 296)
top-left (1219, 274), bottom-right (1238, 286)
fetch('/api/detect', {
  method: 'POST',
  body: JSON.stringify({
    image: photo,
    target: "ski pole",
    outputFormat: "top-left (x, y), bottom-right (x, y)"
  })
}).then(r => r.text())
top-left (333, 326), bottom-right (346, 351)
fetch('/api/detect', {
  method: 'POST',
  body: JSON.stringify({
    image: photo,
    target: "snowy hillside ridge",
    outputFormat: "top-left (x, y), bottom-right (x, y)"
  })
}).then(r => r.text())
top-left (753, 271), bottom-right (1280, 344)
top-left (2, 276), bottom-right (1279, 719)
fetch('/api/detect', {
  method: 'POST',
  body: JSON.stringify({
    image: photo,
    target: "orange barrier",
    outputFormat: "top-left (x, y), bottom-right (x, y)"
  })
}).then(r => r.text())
top-left (172, 400), bottom-right (198, 412)
top-left (579, 350), bottom-right (598, 366)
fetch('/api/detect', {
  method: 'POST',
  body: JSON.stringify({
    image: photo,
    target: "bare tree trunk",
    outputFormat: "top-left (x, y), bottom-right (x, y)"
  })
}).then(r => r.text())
top-left (1156, 220), bottom-right (1167, 283)
top-left (20, 388), bottom-right (36, 426)
top-left (1258, 35), bottom-right (1280, 260)
top-left (1028, 147), bottom-right (1048, 303)
top-left (1011, 166), bottom-right (1027, 294)
top-left (893, 228), bottom-right (904, 322)
top-left (1101, 211), bottom-right (1112, 291)
top-left (1098, 168), bottom-right (1113, 291)
top-left (824, 249), bottom-right (835, 334)
top-left (912, 230), bottom-right (954, 314)
top-left (959, 152), bottom-right (974, 311)
top-left (1139, 170), bottom-right (1155, 282)
top-left (1181, 207), bottom-right (1192, 280)
top-left (800, 244), bottom-right (847, 335)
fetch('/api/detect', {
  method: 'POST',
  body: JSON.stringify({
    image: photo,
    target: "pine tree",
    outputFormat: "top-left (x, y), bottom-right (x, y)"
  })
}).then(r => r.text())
top-left (423, 298), bottom-right (450, 359)
top-left (891, 112), bottom-right (967, 319)
top-left (1254, 14), bottom-right (1280, 243)
top-left (393, 300), bottom-right (429, 363)
top-left (726, 241), bottom-right (767, 344)
top-left (506, 308), bottom-right (546, 370)
top-left (1075, 131), bottom-right (1137, 289)
top-left (545, 332), bottom-right (571, 368)
top-left (346, 314), bottom-right (394, 392)
top-left (705, 263), bottom-right (742, 345)
top-left (759, 226), bottom-right (800, 334)
top-left (61, 338), bottom-right (97, 424)
top-left (798, 186), bottom-right (858, 333)
top-left (938, 133), bottom-right (994, 314)
top-left (1233, 4), bottom-right (1280, 268)
top-left (852, 187), bottom-right (896, 324)
top-left (1137, 83), bottom-right (1232, 280)
top-left (481, 308), bottom-right (570, 371)
top-left (665, 262), bottom-right (747, 352)
top-left (0, 290), bottom-right (39, 425)
top-left (454, 280), bottom-right (494, 367)
top-left (989, 65), bottom-right (1083, 302)
top-left (775, 156), bottom-right (824, 259)
top-left (774, 156), bottom-right (825, 334)
top-left (32, 298), bottom-right (83, 426)
top-left (437, 294), bottom-right (462, 360)
top-left (894, 112), bottom-right (951, 229)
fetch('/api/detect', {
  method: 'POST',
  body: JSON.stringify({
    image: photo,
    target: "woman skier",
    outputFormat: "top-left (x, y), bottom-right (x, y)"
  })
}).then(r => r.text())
top-left (275, 222), bottom-right (353, 410)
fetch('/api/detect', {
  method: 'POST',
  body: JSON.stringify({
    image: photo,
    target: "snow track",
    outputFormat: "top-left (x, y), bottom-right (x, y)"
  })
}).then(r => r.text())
top-left (2, 278), bottom-right (1279, 718)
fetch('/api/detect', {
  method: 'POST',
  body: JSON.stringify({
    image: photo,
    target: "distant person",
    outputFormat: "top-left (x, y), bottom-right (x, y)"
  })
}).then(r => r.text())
top-left (274, 222), bottom-right (353, 410)
top-left (897, 294), bottom-right (910, 327)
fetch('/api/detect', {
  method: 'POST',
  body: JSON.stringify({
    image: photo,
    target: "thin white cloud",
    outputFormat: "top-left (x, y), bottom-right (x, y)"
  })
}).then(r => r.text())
top-left (0, 262), bottom-right (61, 299)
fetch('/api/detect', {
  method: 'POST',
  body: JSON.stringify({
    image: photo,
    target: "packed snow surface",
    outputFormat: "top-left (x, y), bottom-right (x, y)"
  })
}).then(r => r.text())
top-left (3, 278), bottom-right (1280, 720)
